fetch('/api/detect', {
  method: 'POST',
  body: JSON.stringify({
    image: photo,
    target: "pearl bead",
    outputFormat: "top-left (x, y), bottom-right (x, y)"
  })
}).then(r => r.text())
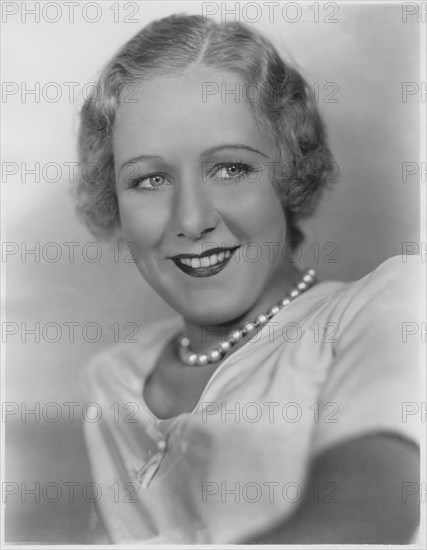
top-left (243, 322), bottom-right (257, 335)
top-left (230, 330), bottom-right (242, 343)
top-left (196, 354), bottom-right (209, 366)
top-left (307, 268), bottom-right (316, 277)
top-left (303, 274), bottom-right (312, 283)
top-left (187, 353), bottom-right (198, 366)
top-left (297, 281), bottom-right (307, 290)
top-left (290, 289), bottom-right (299, 298)
top-left (208, 349), bottom-right (221, 362)
top-left (255, 314), bottom-right (268, 325)
top-left (220, 341), bottom-right (231, 352)
top-left (281, 298), bottom-right (290, 307)
top-left (268, 305), bottom-right (280, 317)
top-left (180, 337), bottom-right (190, 347)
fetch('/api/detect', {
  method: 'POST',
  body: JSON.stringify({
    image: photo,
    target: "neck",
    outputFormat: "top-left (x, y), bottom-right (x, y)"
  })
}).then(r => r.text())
top-left (181, 262), bottom-right (303, 354)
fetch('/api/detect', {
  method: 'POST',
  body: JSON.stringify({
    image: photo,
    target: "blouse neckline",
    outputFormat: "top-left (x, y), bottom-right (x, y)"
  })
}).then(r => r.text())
top-left (135, 279), bottom-right (342, 424)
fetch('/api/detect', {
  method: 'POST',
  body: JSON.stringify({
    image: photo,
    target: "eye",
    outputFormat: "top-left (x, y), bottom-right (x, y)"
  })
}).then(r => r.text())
top-left (212, 162), bottom-right (255, 181)
top-left (130, 173), bottom-right (169, 190)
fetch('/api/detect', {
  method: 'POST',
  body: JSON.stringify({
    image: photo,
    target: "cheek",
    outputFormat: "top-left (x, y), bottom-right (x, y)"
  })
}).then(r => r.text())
top-left (117, 198), bottom-right (166, 251)
top-left (117, 201), bottom-right (167, 283)
top-left (228, 187), bottom-right (286, 241)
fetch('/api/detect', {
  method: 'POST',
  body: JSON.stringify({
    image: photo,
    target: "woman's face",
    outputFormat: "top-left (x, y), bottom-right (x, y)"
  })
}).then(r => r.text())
top-left (113, 69), bottom-right (290, 325)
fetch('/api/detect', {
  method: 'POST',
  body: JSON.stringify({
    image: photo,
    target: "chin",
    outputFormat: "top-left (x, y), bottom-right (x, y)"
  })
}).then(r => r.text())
top-left (176, 298), bottom-right (254, 328)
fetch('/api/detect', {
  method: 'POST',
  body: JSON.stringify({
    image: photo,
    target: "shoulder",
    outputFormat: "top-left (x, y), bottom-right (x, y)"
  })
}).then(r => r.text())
top-left (277, 254), bottom-right (422, 347)
top-left (328, 253), bottom-right (422, 372)
top-left (339, 254), bottom-right (420, 317)
top-left (310, 255), bottom-right (422, 454)
top-left (320, 254), bottom-right (422, 341)
top-left (365, 253), bottom-right (420, 287)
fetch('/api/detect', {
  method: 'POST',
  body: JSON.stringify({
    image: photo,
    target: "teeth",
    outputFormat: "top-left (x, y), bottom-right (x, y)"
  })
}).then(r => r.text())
top-left (177, 249), bottom-right (235, 269)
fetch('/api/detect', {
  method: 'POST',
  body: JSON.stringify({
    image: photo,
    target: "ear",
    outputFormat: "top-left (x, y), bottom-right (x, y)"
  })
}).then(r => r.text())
top-left (112, 218), bottom-right (126, 244)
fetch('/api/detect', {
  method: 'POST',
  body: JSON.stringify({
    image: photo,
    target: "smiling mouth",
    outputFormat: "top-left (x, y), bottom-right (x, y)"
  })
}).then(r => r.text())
top-left (170, 246), bottom-right (240, 278)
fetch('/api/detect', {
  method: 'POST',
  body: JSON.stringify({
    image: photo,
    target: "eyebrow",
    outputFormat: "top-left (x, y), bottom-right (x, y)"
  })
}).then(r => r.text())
top-left (119, 154), bottom-right (162, 174)
top-left (118, 144), bottom-right (270, 173)
top-left (202, 144), bottom-right (270, 159)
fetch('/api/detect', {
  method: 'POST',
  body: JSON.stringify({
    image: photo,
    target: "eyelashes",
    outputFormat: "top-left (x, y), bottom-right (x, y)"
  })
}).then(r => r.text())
top-left (127, 172), bottom-right (168, 191)
top-left (210, 162), bottom-right (255, 182)
top-left (126, 161), bottom-right (257, 191)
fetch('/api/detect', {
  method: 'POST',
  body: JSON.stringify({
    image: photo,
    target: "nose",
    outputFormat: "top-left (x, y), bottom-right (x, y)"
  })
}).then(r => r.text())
top-left (171, 175), bottom-right (218, 240)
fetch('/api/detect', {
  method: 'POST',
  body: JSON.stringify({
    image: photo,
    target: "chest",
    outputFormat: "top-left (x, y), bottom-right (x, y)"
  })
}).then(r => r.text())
top-left (142, 341), bottom-right (221, 419)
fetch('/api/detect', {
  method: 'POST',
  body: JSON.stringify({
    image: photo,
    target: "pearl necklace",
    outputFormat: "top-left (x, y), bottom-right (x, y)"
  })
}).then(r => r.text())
top-left (177, 268), bottom-right (316, 366)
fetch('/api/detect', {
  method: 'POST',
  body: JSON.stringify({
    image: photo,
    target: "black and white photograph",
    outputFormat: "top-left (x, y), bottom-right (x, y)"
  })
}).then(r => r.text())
top-left (2, 0), bottom-right (426, 546)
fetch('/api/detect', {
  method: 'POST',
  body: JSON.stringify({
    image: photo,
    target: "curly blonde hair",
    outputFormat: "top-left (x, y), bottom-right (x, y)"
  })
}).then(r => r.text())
top-left (75, 14), bottom-right (337, 249)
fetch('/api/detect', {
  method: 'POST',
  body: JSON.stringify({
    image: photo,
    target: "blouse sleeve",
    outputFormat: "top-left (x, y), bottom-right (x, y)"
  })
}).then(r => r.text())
top-left (311, 255), bottom-right (422, 457)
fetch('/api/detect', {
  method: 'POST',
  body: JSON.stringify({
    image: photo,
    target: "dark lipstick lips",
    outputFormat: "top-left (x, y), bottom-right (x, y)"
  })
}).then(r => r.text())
top-left (169, 245), bottom-right (240, 261)
top-left (170, 246), bottom-right (241, 278)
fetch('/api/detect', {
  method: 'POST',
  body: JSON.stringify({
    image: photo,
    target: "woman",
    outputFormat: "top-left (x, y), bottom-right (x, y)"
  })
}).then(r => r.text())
top-left (75, 14), bottom-right (420, 544)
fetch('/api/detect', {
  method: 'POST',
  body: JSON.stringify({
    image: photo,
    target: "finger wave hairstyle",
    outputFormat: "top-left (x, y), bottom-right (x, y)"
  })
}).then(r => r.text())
top-left (75, 13), bottom-right (337, 250)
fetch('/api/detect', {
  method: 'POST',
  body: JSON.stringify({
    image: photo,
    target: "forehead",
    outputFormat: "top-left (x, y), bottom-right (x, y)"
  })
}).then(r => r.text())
top-left (112, 69), bottom-right (276, 161)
